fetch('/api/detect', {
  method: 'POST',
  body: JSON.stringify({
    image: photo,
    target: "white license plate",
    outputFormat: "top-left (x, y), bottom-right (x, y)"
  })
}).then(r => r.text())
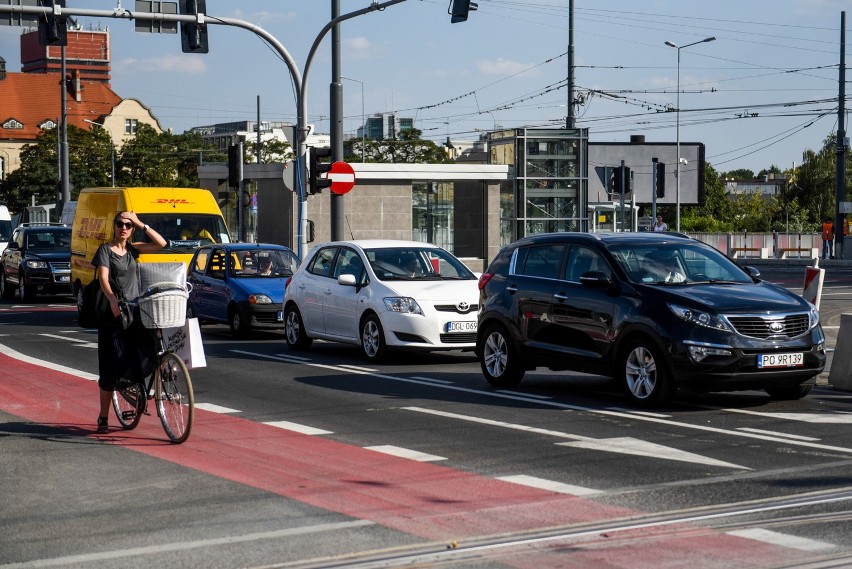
top-left (58, 275), bottom-right (70, 282)
top-left (446, 321), bottom-right (476, 333)
top-left (276, 310), bottom-right (283, 322)
top-left (757, 352), bottom-right (803, 368)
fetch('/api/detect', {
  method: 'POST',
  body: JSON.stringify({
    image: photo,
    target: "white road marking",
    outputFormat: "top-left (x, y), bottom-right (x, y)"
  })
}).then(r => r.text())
top-left (404, 406), bottom-right (747, 469)
top-left (557, 437), bottom-right (746, 469)
top-left (193, 403), bottom-right (241, 414)
top-left (263, 420), bottom-right (333, 435)
top-left (0, 520), bottom-right (374, 569)
top-left (273, 352), bottom-right (313, 362)
top-left (38, 333), bottom-right (97, 348)
top-left (410, 376), bottom-right (454, 384)
top-left (497, 390), bottom-right (552, 399)
top-left (727, 528), bottom-right (834, 552)
top-left (736, 427), bottom-right (820, 441)
top-left (606, 407), bottom-right (671, 418)
top-left (337, 364), bottom-right (378, 372)
top-left (0, 343), bottom-right (98, 381)
top-left (365, 445), bottom-right (446, 462)
top-left (497, 474), bottom-right (601, 496)
top-left (720, 408), bottom-right (852, 424)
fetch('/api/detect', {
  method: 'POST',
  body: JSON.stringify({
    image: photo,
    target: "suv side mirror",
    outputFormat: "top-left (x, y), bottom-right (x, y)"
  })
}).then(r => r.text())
top-left (744, 266), bottom-right (761, 280)
top-left (579, 270), bottom-right (613, 289)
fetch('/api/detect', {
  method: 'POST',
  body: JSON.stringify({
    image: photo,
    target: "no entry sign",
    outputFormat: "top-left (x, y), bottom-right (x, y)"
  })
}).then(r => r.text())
top-left (328, 161), bottom-right (356, 195)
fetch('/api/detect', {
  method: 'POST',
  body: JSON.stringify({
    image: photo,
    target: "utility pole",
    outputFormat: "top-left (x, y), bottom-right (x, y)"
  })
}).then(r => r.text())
top-left (330, 0), bottom-right (344, 241)
top-left (566, 0), bottom-right (575, 128)
top-left (836, 11), bottom-right (846, 260)
top-left (59, 45), bottom-right (70, 213)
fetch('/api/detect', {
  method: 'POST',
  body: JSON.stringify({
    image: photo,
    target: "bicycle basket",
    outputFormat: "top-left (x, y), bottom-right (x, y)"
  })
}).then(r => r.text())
top-left (138, 282), bottom-right (188, 329)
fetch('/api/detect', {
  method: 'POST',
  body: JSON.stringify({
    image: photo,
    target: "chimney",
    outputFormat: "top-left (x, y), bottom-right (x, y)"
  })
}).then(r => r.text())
top-left (71, 69), bottom-right (82, 102)
top-left (0, 56), bottom-right (6, 80)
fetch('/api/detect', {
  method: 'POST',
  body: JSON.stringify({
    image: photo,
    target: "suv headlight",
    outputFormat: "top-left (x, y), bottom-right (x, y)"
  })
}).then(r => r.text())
top-left (668, 303), bottom-right (732, 332)
top-left (806, 302), bottom-right (820, 330)
top-left (26, 260), bottom-right (48, 269)
top-left (383, 297), bottom-right (422, 315)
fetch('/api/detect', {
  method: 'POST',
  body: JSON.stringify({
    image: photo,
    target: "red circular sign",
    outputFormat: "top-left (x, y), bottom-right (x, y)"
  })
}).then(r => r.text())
top-left (328, 161), bottom-right (356, 195)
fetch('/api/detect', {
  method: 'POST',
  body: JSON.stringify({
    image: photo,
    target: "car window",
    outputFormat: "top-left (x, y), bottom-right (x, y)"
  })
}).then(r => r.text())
top-left (333, 248), bottom-right (365, 281)
top-left (208, 249), bottom-right (227, 279)
top-left (193, 250), bottom-right (210, 273)
top-left (515, 244), bottom-right (565, 279)
top-left (308, 247), bottom-right (338, 278)
top-left (564, 246), bottom-right (610, 282)
top-left (609, 243), bottom-right (752, 285)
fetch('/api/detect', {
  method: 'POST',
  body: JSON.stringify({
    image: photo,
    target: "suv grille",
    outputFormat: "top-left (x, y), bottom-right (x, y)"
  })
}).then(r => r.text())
top-left (726, 313), bottom-right (811, 339)
top-left (51, 262), bottom-right (71, 270)
top-left (434, 303), bottom-right (478, 314)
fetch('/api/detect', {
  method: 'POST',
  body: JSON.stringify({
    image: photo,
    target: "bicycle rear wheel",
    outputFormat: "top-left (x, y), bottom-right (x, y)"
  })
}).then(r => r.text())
top-left (112, 383), bottom-right (145, 430)
top-left (154, 353), bottom-right (194, 443)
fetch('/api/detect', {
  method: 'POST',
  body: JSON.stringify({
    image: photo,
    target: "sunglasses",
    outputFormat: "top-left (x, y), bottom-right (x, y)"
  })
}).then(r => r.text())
top-left (115, 221), bottom-right (134, 229)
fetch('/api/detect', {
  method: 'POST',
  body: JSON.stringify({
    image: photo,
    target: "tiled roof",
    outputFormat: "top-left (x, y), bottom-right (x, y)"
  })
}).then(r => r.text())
top-left (0, 71), bottom-right (121, 141)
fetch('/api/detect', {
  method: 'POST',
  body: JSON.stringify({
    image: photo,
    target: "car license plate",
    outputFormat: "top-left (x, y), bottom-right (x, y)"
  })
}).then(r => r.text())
top-left (757, 352), bottom-right (804, 368)
top-left (446, 321), bottom-right (476, 333)
top-left (58, 275), bottom-right (70, 282)
top-left (276, 310), bottom-right (283, 322)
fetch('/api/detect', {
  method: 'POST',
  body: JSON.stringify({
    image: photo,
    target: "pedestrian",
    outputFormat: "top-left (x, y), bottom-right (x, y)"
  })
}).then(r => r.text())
top-left (653, 214), bottom-right (668, 232)
top-left (821, 217), bottom-right (834, 260)
top-left (94, 211), bottom-right (167, 434)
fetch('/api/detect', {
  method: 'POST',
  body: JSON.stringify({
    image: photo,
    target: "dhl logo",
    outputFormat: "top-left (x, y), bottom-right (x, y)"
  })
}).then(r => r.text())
top-left (78, 217), bottom-right (107, 240)
top-left (155, 198), bottom-right (195, 204)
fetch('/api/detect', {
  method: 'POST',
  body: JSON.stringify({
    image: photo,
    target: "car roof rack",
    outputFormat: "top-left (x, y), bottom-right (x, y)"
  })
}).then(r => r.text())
top-left (18, 222), bottom-right (68, 228)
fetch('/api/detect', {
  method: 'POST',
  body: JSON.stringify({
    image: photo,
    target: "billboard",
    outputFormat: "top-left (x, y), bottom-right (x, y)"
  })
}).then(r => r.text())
top-left (588, 142), bottom-right (705, 206)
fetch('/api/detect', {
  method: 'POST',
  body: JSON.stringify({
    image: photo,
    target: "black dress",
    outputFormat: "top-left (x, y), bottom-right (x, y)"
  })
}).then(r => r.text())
top-left (93, 243), bottom-right (154, 391)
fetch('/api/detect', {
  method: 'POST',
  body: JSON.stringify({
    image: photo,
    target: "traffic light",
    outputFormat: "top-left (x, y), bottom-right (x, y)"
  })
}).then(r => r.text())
top-left (38, 0), bottom-right (67, 47)
top-left (228, 143), bottom-right (243, 188)
top-left (179, 0), bottom-right (209, 53)
top-left (612, 166), bottom-right (631, 194)
top-left (449, 0), bottom-right (478, 23)
top-left (308, 146), bottom-right (333, 195)
top-left (656, 162), bottom-right (666, 198)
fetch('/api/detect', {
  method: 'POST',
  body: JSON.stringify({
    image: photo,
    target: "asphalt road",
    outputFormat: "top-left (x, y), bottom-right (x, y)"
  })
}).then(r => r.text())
top-left (2, 263), bottom-right (852, 569)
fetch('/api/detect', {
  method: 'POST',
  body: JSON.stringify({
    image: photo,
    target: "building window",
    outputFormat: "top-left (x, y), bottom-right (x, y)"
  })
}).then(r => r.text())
top-left (2, 118), bottom-right (23, 129)
top-left (39, 120), bottom-right (57, 129)
top-left (124, 119), bottom-right (138, 135)
top-left (412, 182), bottom-right (454, 252)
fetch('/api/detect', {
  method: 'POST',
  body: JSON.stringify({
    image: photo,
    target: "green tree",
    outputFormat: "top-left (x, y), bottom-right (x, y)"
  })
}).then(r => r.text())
top-left (794, 132), bottom-right (850, 230)
top-left (344, 128), bottom-right (452, 164)
top-left (245, 138), bottom-right (293, 163)
top-left (681, 163), bottom-right (736, 232)
top-left (720, 168), bottom-right (755, 180)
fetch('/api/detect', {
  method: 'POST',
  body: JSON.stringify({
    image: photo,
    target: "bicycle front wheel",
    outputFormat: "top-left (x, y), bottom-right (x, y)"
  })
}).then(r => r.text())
top-left (112, 383), bottom-right (145, 430)
top-left (154, 353), bottom-right (194, 444)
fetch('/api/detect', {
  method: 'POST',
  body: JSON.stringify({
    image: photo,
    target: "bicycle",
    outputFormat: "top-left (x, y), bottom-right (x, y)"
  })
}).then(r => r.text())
top-left (112, 280), bottom-right (195, 444)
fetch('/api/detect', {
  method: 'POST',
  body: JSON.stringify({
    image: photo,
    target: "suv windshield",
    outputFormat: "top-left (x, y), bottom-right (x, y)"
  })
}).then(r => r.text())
top-left (25, 229), bottom-right (71, 251)
top-left (609, 242), bottom-right (753, 285)
top-left (364, 247), bottom-right (475, 281)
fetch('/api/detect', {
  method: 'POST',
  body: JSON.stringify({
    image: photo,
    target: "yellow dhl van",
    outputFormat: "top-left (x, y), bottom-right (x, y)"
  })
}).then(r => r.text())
top-left (71, 187), bottom-right (231, 299)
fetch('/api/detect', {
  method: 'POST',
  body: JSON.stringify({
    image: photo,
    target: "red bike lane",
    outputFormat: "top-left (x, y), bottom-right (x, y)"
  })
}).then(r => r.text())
top-left (0, 345), bottom-right (814, 568)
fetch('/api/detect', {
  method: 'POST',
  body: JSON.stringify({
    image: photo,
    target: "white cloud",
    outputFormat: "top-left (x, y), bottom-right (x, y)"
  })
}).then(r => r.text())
top-left (343, 36), bottom-right (374, 60)
top-left (115, 54), bottom-right (207, 75)
top-left (476, 58), bottom-right (539, 78)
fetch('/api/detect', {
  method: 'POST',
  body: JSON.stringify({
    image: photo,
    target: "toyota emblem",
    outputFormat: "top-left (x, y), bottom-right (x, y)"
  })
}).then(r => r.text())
top-left (457, 301), bottom-right (470, 312)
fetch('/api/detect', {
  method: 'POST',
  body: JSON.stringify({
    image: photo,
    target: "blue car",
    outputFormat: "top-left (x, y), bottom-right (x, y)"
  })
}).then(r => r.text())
top-left (187, 243), bottom-right (299, 337)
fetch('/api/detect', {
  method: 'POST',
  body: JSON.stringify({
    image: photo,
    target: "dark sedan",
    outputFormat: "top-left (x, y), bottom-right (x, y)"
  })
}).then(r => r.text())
top-left (187, 243), bottom-right (299, 337)
top-left (477, 232), bottom-right (825, 406)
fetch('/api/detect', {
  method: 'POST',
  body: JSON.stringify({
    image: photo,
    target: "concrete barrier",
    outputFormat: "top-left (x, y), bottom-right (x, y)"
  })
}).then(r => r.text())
top-left (828, 313), bottom-right (852, 391)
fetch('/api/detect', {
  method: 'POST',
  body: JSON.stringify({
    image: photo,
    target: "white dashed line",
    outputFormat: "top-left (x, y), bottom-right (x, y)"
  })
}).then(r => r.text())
top-left (496, 474), bottom-right (601, 496)
top-left (727, 528), bottom-right (834, 552)
top-left (193, 403), bottom-right (241, 414)
top-left (263, 421), bottom-right (333, 435)
top-left (365, 445), bottom-right (446, 462)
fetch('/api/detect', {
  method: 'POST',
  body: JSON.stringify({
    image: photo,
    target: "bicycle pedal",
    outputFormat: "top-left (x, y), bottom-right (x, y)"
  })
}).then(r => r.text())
top-left (120, 410), bottom-right (136, 420)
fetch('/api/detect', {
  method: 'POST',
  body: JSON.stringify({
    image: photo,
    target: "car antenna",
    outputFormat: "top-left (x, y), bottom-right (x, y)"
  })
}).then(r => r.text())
top-left (346, 215), bottom-right (355, 240)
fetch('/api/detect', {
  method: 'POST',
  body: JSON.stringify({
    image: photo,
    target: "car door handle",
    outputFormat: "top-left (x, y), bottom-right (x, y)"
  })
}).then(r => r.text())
top-left (506, 284), bottom-right (518, 293)
top-left (554, 292), bottom-right (569, 301)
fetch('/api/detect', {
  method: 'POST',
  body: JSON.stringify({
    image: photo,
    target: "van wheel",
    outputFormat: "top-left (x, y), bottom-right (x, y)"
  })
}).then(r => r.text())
top-left (479, 323), bottom-right (525, 387)
top-left (1, 272), bottom-right (14, 300)
top-left (229, 305), bottom-right (250, 338)
top-left (619, 338), bottom-right (674, 407)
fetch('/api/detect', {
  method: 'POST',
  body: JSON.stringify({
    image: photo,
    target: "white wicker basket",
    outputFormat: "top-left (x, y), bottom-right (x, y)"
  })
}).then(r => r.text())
top-left (139, 285), bottom-right (188, 329)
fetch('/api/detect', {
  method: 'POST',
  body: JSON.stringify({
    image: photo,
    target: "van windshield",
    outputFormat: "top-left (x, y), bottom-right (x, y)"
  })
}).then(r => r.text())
top-left (0, 220), bottom-right (12, 242)
top-left (134, 214), bottom-right (231, 254)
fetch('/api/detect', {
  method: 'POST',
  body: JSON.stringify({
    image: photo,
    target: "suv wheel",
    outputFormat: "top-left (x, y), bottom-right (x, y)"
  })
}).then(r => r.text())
top-left (0, 271), bottom-right (14, 300)
top-left (18, 271), bottom-right (34, 301)
top-left (361, 314), bottom-right (386, 361)
top-left (479, 323), bottom-right (525, 387)
top-left (620, 338), bottom-right (674, 406)
top-left (284, 305), bottom-right (313, 350)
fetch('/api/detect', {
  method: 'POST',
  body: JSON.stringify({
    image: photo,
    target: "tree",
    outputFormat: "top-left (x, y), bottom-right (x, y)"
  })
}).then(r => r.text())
top-left (244, 138), bottom-right (293, 164)
top-left (794, 132), bottom-right (850, 231)
top-left (720, 168), bottom-right (755, 181)
top-left (344, 128), bottom-right (453, 164)
top-left (681, 163), bottom-right (736, 232)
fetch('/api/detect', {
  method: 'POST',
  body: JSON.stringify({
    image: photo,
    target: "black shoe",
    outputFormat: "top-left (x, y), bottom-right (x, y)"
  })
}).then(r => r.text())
top-left (97, 416), bottom-right (109, 434)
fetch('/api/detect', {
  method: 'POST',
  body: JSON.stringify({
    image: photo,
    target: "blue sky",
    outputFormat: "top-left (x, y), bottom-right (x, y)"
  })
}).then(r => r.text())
top-left (1, 0), bottom-right (849, 174)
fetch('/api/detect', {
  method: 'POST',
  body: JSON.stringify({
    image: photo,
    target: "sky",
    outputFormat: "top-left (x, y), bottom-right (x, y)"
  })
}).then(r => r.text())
top-left (0, 0), bottom-right (849, 174)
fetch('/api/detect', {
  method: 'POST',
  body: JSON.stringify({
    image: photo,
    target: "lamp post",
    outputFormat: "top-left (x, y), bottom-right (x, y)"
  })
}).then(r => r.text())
top-left (664, 36), bottom-right (715, 232)
top-left (83, 119), bottom-right (115, 187)
top-left (341, 76), bottom-right (366, 162)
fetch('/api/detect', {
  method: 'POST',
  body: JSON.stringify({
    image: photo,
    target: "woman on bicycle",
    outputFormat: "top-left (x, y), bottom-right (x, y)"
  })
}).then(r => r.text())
top-left (95, 211), bottom-right (166, 434)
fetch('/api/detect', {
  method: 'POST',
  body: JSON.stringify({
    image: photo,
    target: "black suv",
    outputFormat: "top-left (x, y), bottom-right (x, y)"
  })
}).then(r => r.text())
top-left (1, 223), bottom-right (72, 300)
top-left (476, 232), bottom-right (825, 406)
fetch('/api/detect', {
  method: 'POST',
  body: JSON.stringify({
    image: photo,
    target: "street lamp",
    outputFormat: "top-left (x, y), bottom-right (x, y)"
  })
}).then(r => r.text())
top-left (664, 36), bottom-right (715, 232)
top-left (83, 119), bottom-right (115, 187)
top-left (341, 76), bottom-right (366, 162)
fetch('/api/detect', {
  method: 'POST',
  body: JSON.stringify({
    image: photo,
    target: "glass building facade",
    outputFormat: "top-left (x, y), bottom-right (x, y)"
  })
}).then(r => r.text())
top-left (489, 128), bottom-right (589, 245)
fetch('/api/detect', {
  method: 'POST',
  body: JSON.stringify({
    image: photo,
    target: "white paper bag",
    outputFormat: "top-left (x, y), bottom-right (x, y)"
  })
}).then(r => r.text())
top-left (162, 317), bottom-right (207, 369)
